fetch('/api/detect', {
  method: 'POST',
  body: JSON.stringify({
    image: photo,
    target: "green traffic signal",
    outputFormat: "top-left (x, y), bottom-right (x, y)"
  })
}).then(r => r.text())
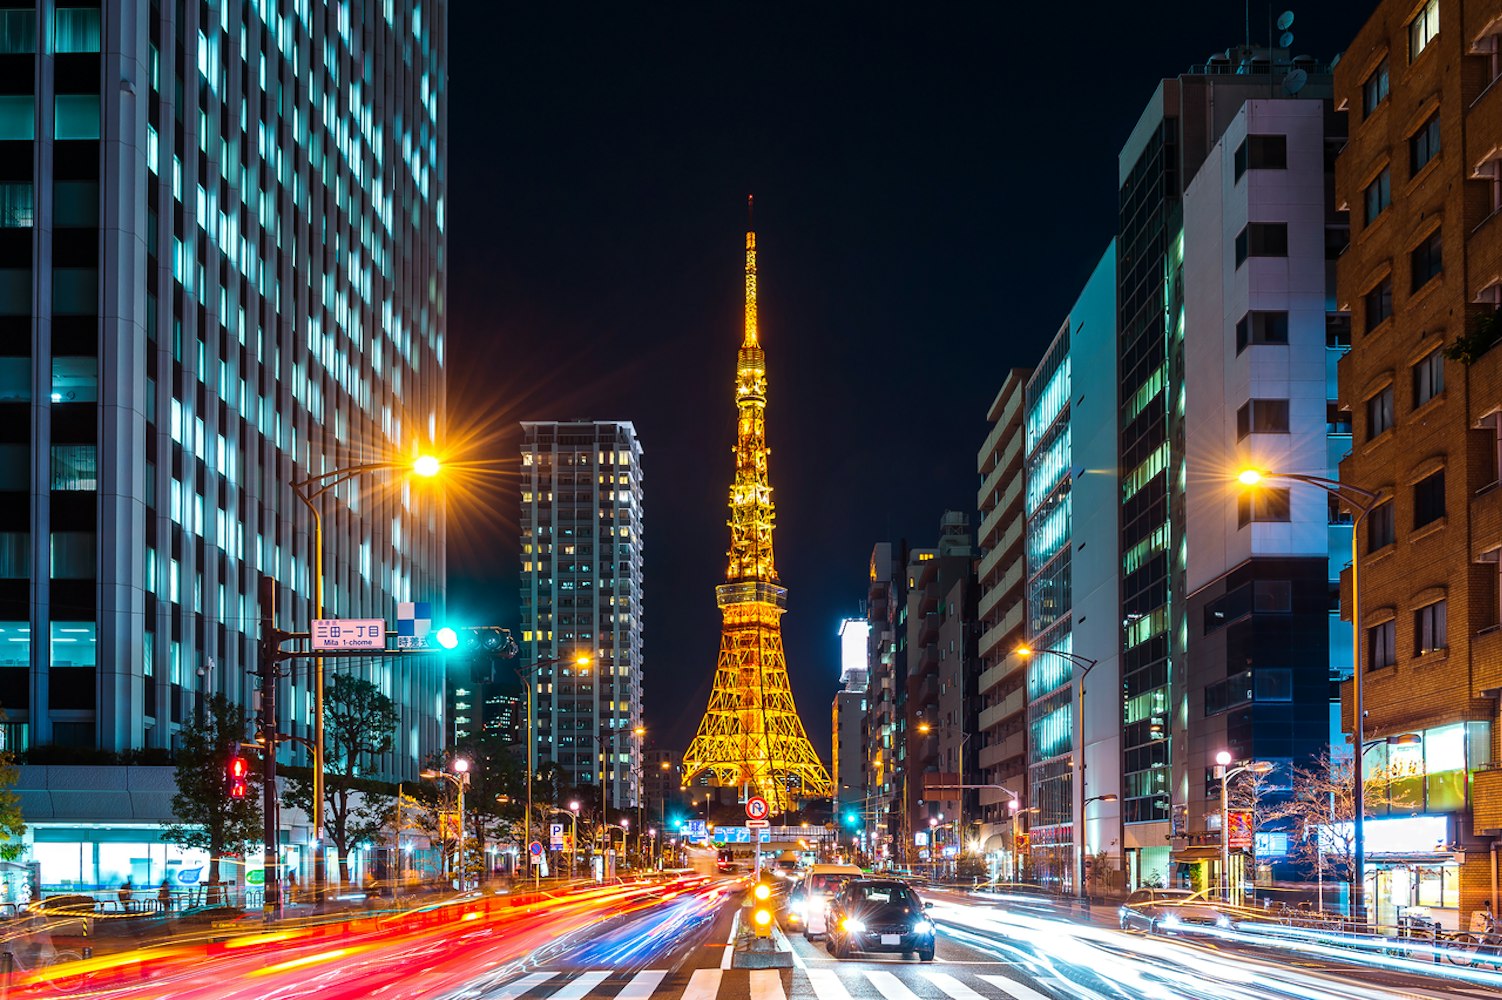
top-left (435, 627), bottom-right (459, 649)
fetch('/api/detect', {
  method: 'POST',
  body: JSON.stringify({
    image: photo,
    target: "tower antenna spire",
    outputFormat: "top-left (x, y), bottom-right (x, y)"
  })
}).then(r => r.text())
top-left (744, 195), bottom-right (758, 347)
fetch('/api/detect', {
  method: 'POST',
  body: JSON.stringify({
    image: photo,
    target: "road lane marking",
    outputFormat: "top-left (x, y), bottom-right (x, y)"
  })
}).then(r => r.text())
top-left (923, 970), bottom-right (989, 1000)
top-left (723, 910), bottom-right (741, 969)
top-left (484, 971), bottom-right (559, 999)
top-left (545, 970), bottom-right (608, 1000)
top-left (805, 967), bottom-right (854, 1000)
top-left (976, 973), bottom-right (1053, 1000)
top-left (865, 970), bottom-right (922, 1000)
top-left (615, 969), bottom-right (666, 1000)
top-left (680, 968), bottom-right (723, 1000)
top-left (749, 968), bottom-right (787, 1000)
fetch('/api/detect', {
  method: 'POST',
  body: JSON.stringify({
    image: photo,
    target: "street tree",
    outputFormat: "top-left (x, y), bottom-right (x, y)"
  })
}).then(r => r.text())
top-left (1264, 749), bottom-right (1393, 888)
top-left (163, 694), bottom-right (261, 895)
top-left (0, 709), bottom-right (24, 859)
top-left (284, 675), bottom-right (398, 883)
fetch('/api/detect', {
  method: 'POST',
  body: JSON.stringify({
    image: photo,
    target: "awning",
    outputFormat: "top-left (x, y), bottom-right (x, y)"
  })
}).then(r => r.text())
top-left (1170, 846), bottom-right (1222, 862)
top-left (982, 834), bottom-right (1010, 853)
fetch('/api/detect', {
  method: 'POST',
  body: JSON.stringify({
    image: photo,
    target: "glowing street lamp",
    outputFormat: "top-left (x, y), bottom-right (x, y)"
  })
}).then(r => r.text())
top-left (1236, 468), bottom-right (1384, 922)
top-left (1215, 752), bottom-right (1273, 903)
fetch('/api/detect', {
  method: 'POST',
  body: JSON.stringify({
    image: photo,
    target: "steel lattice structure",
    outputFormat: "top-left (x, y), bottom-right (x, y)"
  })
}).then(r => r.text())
top-left (681, 205), bottom-right (832, 814)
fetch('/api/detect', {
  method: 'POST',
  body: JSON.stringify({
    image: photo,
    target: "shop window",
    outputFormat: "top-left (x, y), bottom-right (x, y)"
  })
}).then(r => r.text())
top-left (49, 356), bottom-right (96, 403)
top-left (53, 94), bottom-right (98, 140)
top-left (1369, 619), bottom-right (1396, 668)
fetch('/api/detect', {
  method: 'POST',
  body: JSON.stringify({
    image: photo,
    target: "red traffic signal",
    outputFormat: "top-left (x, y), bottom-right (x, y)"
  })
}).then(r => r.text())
top-left (227, 756), bottom-right (248, 799)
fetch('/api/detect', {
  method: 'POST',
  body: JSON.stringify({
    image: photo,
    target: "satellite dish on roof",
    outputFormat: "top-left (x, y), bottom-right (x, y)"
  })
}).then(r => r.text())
top-left (1277, 11), bottom-right (1295, 31)
top-left (1280, 31), bottom-right (1295, 48)
top-left (1283, 68), bottom-right (1308, 95)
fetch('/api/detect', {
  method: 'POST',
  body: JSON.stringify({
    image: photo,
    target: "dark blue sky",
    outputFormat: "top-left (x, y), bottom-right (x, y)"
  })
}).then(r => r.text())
top-left (443, 3), bottom-right (1376, 759)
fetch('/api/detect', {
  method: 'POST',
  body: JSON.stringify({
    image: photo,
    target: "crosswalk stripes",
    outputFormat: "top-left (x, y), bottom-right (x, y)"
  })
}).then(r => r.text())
top-left (545, 970), bottom-right (610, 1000)
top-left (617, 970), bottom-right (668, 1000)
top-left (975, 973), bottom-right (1054, 1000)
top-left (803, 968), bottom-right (852, 1000)
top-left (864, 970), bottom-right (923, 1000)
top-left (485, 971), bottom-right (560, 1000)
top-left (681, 969), bottom-right (724, 1000)
top-left (922, 970), bottom-right (990, 1000)
top-left (748, 968), bottom-right (786, 1000)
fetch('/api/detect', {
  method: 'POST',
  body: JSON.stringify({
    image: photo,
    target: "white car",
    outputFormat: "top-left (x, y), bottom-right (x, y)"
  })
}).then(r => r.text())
top-left (787, 863), bottom-right (863, 939)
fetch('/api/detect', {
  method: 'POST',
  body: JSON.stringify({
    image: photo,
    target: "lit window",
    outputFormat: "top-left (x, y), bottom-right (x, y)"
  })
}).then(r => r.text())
top-left (53, 7), bottom-right (100, 53)
top-left (53, 94), bottom-right (99, 140)
top-left (0, 9), bottom-right (35, 53)
top-left (0, 95), bottom-right (34, 139)
top-left (49, 444), bottom-right (96, 491)
top-left (0, 183), bottom-right (32, 227)
top-left (1409, 0), bottom-right (1439, 61)
top-left (1415, 599), bottom-right (1447, 655)
top-left (1368, 620), bottom-right (1396, 669)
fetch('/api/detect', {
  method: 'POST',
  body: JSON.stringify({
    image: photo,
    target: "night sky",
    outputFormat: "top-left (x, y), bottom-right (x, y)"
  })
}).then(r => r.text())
top-left (442, 3), bottom-right (1374, 761)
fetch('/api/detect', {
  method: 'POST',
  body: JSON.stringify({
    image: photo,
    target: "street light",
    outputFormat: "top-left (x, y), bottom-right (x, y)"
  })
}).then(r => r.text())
top-left (1237, 468), bottom-right (1385, 922)
top-left (1016, 645), bottom-right (1100, 900)
top-left (292, 452), bottom-right (441, 898)
top-left (1214, 752), bottom-right (1273, 904)
top-left (568, 799), bottom-right (582, 879)
top-left (421, 756), bottom-right (471, 887)
top-left (515, 652), bottom-right (591, 888)
top-left (916, 720), bottom-right (973, 875)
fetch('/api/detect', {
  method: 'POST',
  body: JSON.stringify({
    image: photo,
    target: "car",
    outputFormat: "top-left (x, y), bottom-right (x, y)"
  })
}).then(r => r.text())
top-left (787, 862), bottom-right (863, 939)
top-left (824, 879), bottom-right (936, 961)
top-left (1118, 888), bottom-right (1241, 934)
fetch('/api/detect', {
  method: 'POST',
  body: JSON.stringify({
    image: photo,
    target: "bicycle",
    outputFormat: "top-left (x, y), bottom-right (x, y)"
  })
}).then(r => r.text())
top-left (1445, 928), bottom-right (1502, 967)
top-left (1, 943), bottom-right (89, 993)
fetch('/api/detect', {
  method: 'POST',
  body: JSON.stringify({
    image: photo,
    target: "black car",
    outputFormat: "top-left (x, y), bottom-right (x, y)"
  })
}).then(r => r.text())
top-left (824, 879), bottom-right (936, 961)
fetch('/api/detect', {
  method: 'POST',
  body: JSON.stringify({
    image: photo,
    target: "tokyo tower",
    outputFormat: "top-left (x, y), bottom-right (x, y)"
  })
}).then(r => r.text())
top-left (680, 201), bottom-right (832, 814)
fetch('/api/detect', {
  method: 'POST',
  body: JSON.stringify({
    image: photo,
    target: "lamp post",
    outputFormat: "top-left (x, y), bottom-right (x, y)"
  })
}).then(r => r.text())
top-left (916, 721), bottom-right (972, 874)
top-left (517, 653), bottom-right (590, 888)
top-left (568, 800), bottom-right (581, 879)
top-left (1214, 752), bottom-right (1272, 904)
top-left (291, 453), bottom-right (439, 896)
top-left (1238, 469), bottom-right (1384, 922)
top-left (421, 757), bottom-right (470, 888)
top-left (1015, 645), bottom-right (1099, 900)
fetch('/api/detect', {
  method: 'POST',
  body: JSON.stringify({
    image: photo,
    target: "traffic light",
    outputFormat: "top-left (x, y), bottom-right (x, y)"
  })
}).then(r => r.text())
top-left (227, 756), bottom-right (248, 799)
top-left (435, 626), bottom-right (519, 683)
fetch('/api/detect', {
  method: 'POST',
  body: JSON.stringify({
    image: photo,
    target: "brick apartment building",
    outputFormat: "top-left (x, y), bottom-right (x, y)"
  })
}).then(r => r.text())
top-left (1334, 0), bottom-right (1502, 925)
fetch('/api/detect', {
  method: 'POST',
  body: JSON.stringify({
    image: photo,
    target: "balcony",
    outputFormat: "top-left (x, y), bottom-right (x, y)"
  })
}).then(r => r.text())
top-left (976, 656), bottom-right (1023, 697)
top-left (978, 731), bottom-right (1025, 770)
top-left (978, 686), bottom-right (1026, 732)
top-left (977, 543), bottom-right (1006, 587)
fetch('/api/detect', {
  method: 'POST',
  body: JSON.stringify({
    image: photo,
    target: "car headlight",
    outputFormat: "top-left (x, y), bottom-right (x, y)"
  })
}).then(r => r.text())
top-left (913, 919), bottom-right (935, 935)
top-left (1162, 912), bottom-right (1181, 927)
top-left (790, 907), bottom-right (804, 921)
top-left (841, 917), bottom-right (866, 933)
top-left (1215, 914), bottom-right (1232, 929)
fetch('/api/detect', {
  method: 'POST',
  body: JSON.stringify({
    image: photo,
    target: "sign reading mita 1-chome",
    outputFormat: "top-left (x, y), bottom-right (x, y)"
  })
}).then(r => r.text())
top-left (311, 618), bottom-right (385, 650)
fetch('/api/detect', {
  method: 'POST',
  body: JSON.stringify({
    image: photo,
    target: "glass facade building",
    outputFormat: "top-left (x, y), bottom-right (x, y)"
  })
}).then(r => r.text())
top-left (519, 420), bottom-right (645, 809)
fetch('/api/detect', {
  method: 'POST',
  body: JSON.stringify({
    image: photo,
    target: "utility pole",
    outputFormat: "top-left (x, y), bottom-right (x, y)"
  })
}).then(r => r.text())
top-left (257, 575), bottom-right (281, 920)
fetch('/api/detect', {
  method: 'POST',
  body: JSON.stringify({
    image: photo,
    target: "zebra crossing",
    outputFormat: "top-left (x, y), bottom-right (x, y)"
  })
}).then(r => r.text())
top-left (475, 965), bottom-right (1063, 1000)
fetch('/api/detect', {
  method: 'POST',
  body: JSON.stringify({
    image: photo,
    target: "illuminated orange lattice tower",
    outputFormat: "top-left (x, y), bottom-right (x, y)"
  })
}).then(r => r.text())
top-left (681, 202), bottom-right (832, 814)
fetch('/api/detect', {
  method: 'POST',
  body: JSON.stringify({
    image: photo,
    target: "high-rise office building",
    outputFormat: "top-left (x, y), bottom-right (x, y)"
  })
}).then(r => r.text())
top-left (1333, 0), bottom-right (1502, 924)
top-left (519, 420), bottom-right (645, 809)
top-left (1018, 245), bottom-right (1120, 892)
top-left (8, 2), bottom-right (448, 884)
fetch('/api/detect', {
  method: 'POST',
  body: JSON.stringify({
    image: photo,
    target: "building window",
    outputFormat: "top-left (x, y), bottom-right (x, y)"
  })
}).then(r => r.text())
top-left (49, 444), bottom-right (96, 491)
top-left (1236, 398), bottom-right (1290, 439)
top-left (1409, 0), bottom-right (1439, 61)
top-left (1410, 113), bottom-right (1441, 174)
top-left (0, 95), bottom-right (33, 140)
top-left (53, 7), bottom-right (101, 53)
top-left (1368, 501), bottom-right (1395, 550)
top-left (0, 9), bottom-right (35, 53)
top-left (1362, 59), bottom-right (1389, 114)
top-left (1411, 229), bottom-right (1442, 291)
top-left (1414, 469), bottom-right (1446, 528)
top-left (1326, 313), bottom-right (1352, 347)
top-left (1365, 277), bottom-right (1393, 331)
top-left (49, 531), bottom-right (94, 579)
top-left (1413, 349), bottom-right (1445, 407)
top-left (1364, 168), bottom-right (1390, 224)
top-left (1237, 487), bottom-right (1291, 527)
top-left (1368, 619), bottom-right (1396, 669)
top-left (49, 621), bottom-right (95, 667)
top-left (1235, 223), bottom-right (1289, 266)
top-left (51, 268), bottom-right (97, 315)
top-left (1235, 311), bottom-right (1288, 353)
top-left (1254, 668), bottom-right (1293, 702)
top-left (50, 356), bottom-right (97, 403)
top-left (53, 94), bottom-right (98, 140)
top-left (53, 181), bottom-right (99, 228)
top-left (1234, 134), bottom-right (1288, 180)
top-left (1415, 599), bottom-right (1447, 655)
top-left (0, 183), bottom-right (31, 228)
top-left (0, 531), bottom-right (26, 578)
top-left (1366, 386), bottom-right (1394, 439)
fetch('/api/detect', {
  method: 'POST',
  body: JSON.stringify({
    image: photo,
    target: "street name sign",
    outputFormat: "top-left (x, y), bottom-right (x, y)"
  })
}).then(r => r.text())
top-left (311, 618), bottom-right (385, 650)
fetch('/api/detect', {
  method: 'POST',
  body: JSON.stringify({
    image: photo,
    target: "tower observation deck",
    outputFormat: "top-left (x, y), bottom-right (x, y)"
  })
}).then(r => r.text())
top-left (680, 204), bottom-right (832, 814)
